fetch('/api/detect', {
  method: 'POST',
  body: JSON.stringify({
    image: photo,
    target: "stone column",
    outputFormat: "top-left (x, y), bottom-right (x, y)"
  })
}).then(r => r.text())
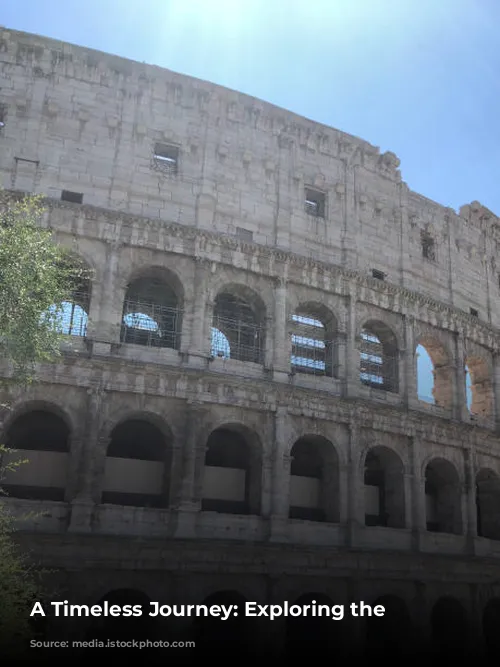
top-left (493, 353), bottom-right (500, 429)
top-left (464, 449), bottom-right (477, 550)
top-left (261, 451), bottom-right (273, 517)
top-left (93, 240), bottom-right (123, 345)
top-left (346, 422), bottom-right (363, 546)
top-left (345, 287), bottom-right (358, 398)
top-left (270, 407), bottom-right (291, 542)
top-left (175, 401), bottom-right (207, 538)
top-left (405, 316), bottom-right (418, 408)
top-left (273, 278), bottom-right (289, 376)
top-left (187, 257), bottom-right (210, 358)
top-left (403, 471), bottom-right (413, 529)
top-left (177, 402), bottom-right (206, 509)
top-left (264, 315), bottom-right (274, 369)
top-left (411, 437), bottom-right (426, 550)
top-left (454, 334), bottom-right (468, 421)
top-left (68, 385), bottom-right (105, 533)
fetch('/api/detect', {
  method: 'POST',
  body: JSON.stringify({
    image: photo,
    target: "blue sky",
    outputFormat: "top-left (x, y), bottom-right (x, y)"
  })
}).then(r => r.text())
top-left (2, 0), bottom-right (500, 214)
top-left (2, 0), bottom-right (482, 403)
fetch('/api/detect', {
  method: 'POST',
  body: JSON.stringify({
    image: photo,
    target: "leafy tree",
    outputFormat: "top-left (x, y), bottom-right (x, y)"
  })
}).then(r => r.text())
top-left (0, 192), bottom-right (89, 656)
top-left (0, 191), bottom-right (88, 385)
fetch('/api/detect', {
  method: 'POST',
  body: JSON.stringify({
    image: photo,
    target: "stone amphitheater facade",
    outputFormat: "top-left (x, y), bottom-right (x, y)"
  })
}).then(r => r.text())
top-left (1, 26), bottom-right (500, 660)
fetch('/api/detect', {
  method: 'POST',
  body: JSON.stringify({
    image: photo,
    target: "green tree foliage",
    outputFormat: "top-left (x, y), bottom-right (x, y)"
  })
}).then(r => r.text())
top-left (0, 192), bottom-right (88, 656)
top-left (0, 192), bottom-right (89, 385)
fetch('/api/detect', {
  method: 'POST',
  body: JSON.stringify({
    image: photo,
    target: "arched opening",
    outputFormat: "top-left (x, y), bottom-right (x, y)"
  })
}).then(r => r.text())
top-left (290, 304), bottom-right (338, 377)
top-left (465, 356), bottom-right (493, 418)
top-left (431, 597), bottom-right (468, 659)
top-left (42, 257), bottom-right (92, 337)
top-left (359, 320), bottom-right (399, 393)
top-left (416, 339), bottom-right (453, 408)
top-left (289, 436), bottom-right (340, 522)
top-left (483, 598), bottom-right (500, 658)
top-left (365, 595), bottom-right (411, 658)
top-left (202, 426), bottom-right (261, 515)
top-left (211, 288), bottom-right (265, 364)
top-left (1, 409), bottom-right (70, 501)
top-left (121, 272), bottom-right (182, 349)
top-left (86, 589), bottom-right (153, 642)
top-left (285, 593), bottom-right (344, 655)
top-left (476, 469), bottom-right (500, 540)
top-left (194, 591), bottom-right (251, 653)
top-left (364, 447), bottom-right (405, 529)
top-left (424, 459), bottom-right (462, 535)
top-left (101, 419), bottom-right (171, 508)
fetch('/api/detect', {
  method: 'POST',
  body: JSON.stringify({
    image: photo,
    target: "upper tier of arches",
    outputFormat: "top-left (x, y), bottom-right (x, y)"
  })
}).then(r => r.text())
top-left (43, 253), bottom-right (498, 425)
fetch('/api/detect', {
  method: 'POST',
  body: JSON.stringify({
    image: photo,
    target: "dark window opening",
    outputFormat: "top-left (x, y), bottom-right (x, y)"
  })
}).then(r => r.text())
top-left (421, 232), bottom-right (436, 261)
top-left (0, 104), bottom-right (5, 129)
top-left (372, 269), bottom-right (385, 280)
top-left (305, 188), bottom-right (326, 218)
top-left (153, 143), bottom-right (179, 174)
top-left (235, 227), bottom-right (253, 242)
top-left (61, 190), bottom-right (83, 204)
top-left (470, 308), bottom-right (478, 318)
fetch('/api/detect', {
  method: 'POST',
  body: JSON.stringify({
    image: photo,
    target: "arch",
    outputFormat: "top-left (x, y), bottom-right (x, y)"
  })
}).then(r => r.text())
top-left (424, 458), bottom-right (462, 535)
top-left (476, 469), bottom-right (500, 540)
top-left (359, 320), bottom-right (399, 393)
top-left (1, 409), bottom-right (70, 501)
top-left (430, 597), bottom-right (468, 659)
top-left (121, 267), bottom-right (183, 350)
top-left (202, 424), bottom-right (262, 515)
top-left (42, 254), bottom-right (92, 337)
top-left (416, 338), bottom-right (453, 408)
top-left (101, 418), bottom-right (172, 508)
top-left (86, 589), bottom-right (153, 641)
top-left (194, 590), bottom-right (253, 653)
top-left (211, 284), bottom-right (266, 364)
top-left (363, 446), bottom-right (405, 529)
top-left (290, 302), bottom-right (338, 377)
top-left (465, 356), bottom-right (493, 417)
top-left (483, 598), bottom-right (500, 658)
top-left (289, 435), bottom-right (340, 523)
top-left (285, 593), bottom-right (345, 655)
top-left (365, 595), bottom-right (411, 659)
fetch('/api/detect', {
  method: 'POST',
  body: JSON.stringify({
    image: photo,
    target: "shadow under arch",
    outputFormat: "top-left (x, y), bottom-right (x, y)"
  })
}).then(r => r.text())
top-left (2, 406), bottom-right (71, 501)
top-left (194, 591), bottom-right (255, 655)
top-left (202, 423), bottom-right (262, 515)
top-left (85, 589), bottom-right (153, 642)
top-left (363, 445), bottom-right (406, 528)
top-left (285, 592), bottom-right (346, 656)
top-left (364, 595), bottom-right (411, 659)
top-left (483, 598), bottom-right (500, 658)
top-left (430, 597), bottom-right (468, 660)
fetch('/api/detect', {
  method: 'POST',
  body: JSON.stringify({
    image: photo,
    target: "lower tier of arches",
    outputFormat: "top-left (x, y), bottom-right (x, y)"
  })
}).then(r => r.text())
top-left (18, 534), bottom-right (500, 663)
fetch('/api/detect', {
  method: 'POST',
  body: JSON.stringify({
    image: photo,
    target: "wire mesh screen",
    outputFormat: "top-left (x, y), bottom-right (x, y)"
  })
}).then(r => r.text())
top-left (359, 330), bottom-right (398, 391)
top-left (211, 293), bottom-right (264, 364)
top-left (290, 314), bottom-right (335, 376)
top-left (43, 291), bottom-right (90, 337)
top-left (121, 299), bottom-right (182, 349)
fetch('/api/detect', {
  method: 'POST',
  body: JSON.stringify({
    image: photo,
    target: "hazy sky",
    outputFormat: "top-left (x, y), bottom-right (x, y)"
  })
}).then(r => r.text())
top-left (2, 0), bottom-right (483, 402)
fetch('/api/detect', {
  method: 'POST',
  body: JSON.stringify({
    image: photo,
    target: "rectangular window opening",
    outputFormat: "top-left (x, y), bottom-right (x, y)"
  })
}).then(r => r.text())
top-left (372, 269), bottom-right (385, 280)
top-left (305, 188), bottom-right (326, 218)
top-left (0, 105), bottom-right (5, 128)
top-left (470, 308), bottom-right (478, 317)
top-left (421, 232), bottom-right (436, 261)
top-left (153, 143), bottom-right (179, 174)
top-left (61, 190), bottom-right (83, 204)
top-left (235, 227), bottom-right (253, 242)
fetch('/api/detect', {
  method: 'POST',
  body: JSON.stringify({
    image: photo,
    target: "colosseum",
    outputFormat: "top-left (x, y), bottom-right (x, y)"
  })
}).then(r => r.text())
top-left (1, 25), bottom-right (500, 662)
